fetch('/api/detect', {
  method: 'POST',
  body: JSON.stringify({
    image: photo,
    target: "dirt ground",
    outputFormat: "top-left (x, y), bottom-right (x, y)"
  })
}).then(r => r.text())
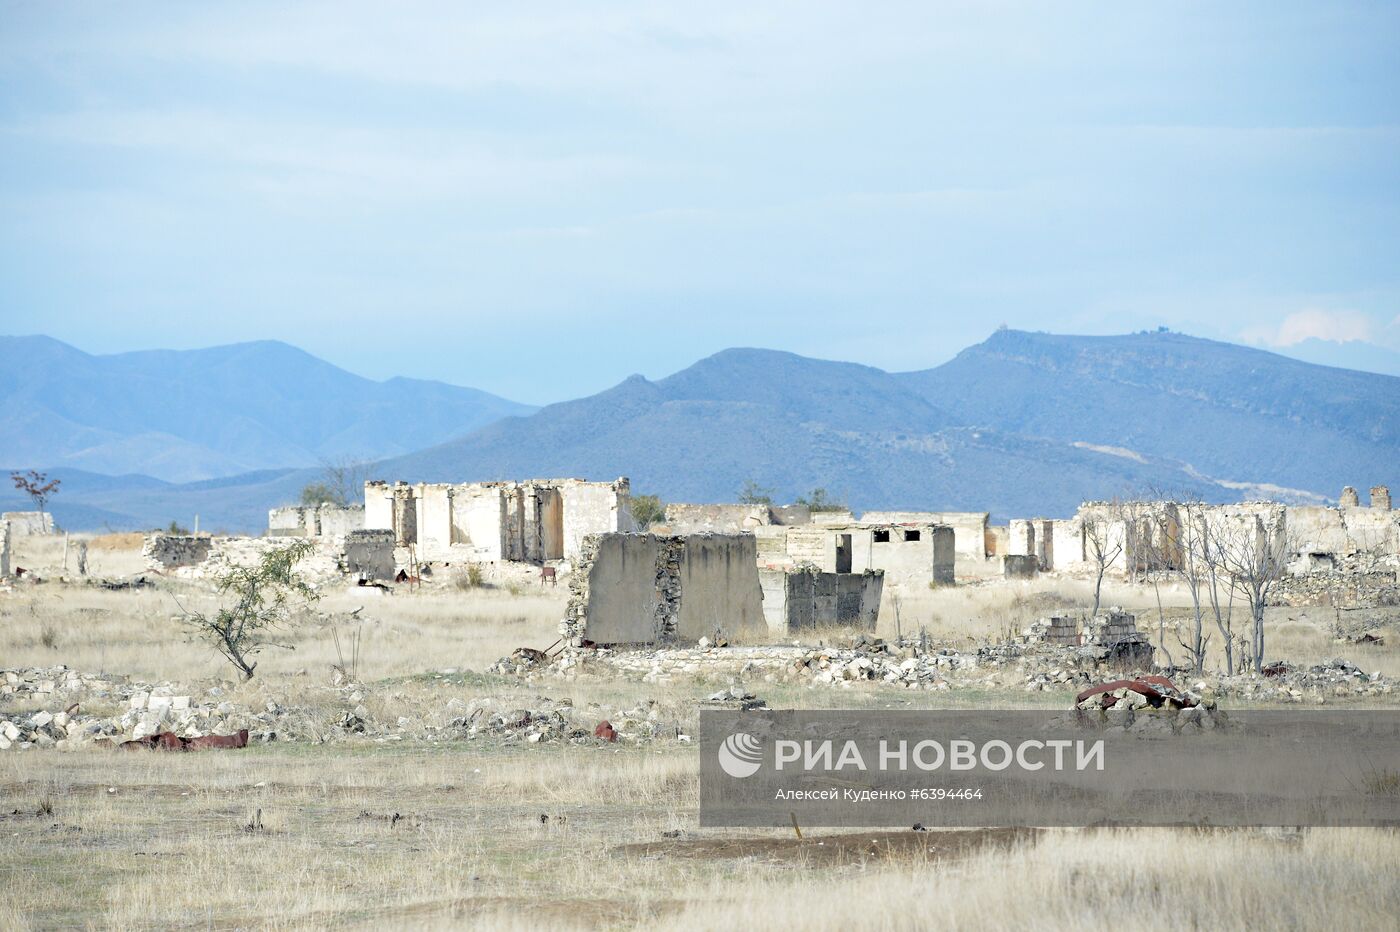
top-left (2, 534), bottom-right (1398, 930)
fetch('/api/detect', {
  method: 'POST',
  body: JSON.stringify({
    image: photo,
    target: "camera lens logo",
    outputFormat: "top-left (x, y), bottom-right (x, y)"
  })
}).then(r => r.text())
top-left (717, 732), bottom-right (764, 779)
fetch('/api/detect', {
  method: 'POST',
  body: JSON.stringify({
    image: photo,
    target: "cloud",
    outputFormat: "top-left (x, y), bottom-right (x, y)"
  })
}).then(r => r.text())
top-left (1241, 309), bottom-right (1378, 347)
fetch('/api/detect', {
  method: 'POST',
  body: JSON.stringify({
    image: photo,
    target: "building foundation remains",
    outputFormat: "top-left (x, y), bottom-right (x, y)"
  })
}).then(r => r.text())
top-left (562, 533), bottom-right (766, 646)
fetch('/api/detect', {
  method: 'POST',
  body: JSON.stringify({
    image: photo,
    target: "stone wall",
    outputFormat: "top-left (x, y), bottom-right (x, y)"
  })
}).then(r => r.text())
top-left (343, 530), bottom-right (395, 581)
top-left (562, 533), bottom-right (766, 646)
top-left (0, 519), bottom-right (9, 577)
top-left (662, 503), bottom-right (770, 533)
top-left (1024, 615), bottom-right (1078, 646)
top-left (2, 511), bottom-right (55, 537)
top-left (758, 522), bottom-right (954, 587)
top-left (142, 534), bottom-right (213, 571)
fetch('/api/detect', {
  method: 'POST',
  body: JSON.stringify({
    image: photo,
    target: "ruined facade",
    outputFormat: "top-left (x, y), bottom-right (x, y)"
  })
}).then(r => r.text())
top-left (756, 521), bottom-right (954, 588)
top-left (2, 511), bottom-right (55, 537)
top-left (267, 504), bottom-right (364, 539)
top-left (658, 502), bottom-right (811, 534)
top-left (861, 511), bottom-right (991, 565)
top-left (364, 478), bottom-right (632, 564)
top-left (142, 534), bottom-right (213, 571)
top-left (562, 533), bottom-right (766, 646)
top-left (759, 567), bottom-right (883, 633)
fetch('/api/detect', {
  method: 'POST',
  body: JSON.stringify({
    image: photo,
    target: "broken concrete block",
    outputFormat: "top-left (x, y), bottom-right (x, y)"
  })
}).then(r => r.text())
top-left (29, 711), bottom-right (53, 729)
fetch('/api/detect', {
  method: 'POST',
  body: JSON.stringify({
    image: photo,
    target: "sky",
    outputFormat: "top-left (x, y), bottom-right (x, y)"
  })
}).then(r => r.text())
top-left (2, 2), bottom-right (1398, 403)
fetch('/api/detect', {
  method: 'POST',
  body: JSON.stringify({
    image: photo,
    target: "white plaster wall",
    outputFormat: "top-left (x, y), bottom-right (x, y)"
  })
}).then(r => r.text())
top-left (862, 511), bottom-right (988, 561)
top-left (414, 484), bottom-right (455, 556)
top-left (560, 480), bottom-right (629, 561)
top-left (363, 484), bottom-right (394, 533)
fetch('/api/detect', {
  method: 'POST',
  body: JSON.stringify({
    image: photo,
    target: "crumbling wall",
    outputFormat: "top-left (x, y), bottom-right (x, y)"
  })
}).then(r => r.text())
top-left (820, 523), bottom-right (956, 587)
top-left (2, 511), bottom-right (55, 537)
top-left (862, 511), bottom-right (989, 562)
top-left (559, 478), bottom-right (632, 561)
top-left (343, 529), bottom-right (395, 581)
top-left (0, 519), bottom-right (10, 577)
top-left (562, 533), bottom-right (765, 646)
top-left (675, 534), bottom-right (767, 642)
top-left (782, 568), bottom-right (883, 632)
top-left (1024, 615), bottom-right (1078, 646)
top-left (366, 477), bottom-right (628, 564)
top-left (266, 504), bottom-right (364, 539)
top-left (784, 527), bottom-right (827, 566)
top-left (364, 482), bottom-right (394, 536)
top-left (1003, 554), bottom-right (1038, 578)
top-left (267, 507), bottom-right (307, 536)
top-left (143, 534), bottom-right (213, 571)
top-left (663, 503), bottom-right (770, 533)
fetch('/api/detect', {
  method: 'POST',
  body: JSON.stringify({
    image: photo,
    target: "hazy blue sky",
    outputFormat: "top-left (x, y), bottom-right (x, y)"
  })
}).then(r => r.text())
top-left (3, 2), bottom-right (1398, 403)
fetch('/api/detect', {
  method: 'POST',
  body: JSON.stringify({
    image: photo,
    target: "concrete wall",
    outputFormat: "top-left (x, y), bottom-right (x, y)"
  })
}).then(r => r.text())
top-left (563, 533), bottom-right (765, 646)
top-left (1003, 554), bottom-right (1038, 578)
top-left (674, 534), bottom-right (766, 642)
top-left (0, 519), bottom-right (9, 576)
top-left (781, 568), bottom-right (883, 632)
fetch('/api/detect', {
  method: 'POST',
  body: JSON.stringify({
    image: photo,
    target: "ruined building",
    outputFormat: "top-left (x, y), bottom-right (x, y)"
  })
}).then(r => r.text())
top-left (363, 478), bottom-right (633, 563)
top-left (756, 521), bottom-right (955, 589)
top-left (267, 503), bottom-right (364, 539)
top-left (563, 533), bottom-right (766, 646)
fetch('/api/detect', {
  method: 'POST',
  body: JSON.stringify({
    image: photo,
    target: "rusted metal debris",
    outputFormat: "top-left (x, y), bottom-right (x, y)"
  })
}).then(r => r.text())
top-left (1074, 676), bottom-right (1197, 710)
top-left (115, 728), bottom-right (250, 752)
top-left (594, 720), bottom-right (618, 742)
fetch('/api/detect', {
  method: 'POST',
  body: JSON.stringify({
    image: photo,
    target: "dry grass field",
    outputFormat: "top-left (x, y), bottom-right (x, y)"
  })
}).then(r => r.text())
top-left (2, 534), bottom-right (1398, 930)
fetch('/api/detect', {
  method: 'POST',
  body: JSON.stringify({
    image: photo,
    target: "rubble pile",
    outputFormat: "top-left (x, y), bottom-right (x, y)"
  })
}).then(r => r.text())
top-left (489, 634), bottom-right (1143, 694)
top-left (1209, 658), bottom-right (1392, 703)
top-left (0, 665), bottom-right (691, 752)
top-left (447, 695), bottom-right (685, 745)
top-left (0, 665), bottom-right (324, 751)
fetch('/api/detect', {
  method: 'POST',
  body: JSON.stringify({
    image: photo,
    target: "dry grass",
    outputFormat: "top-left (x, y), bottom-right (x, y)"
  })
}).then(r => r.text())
top-left (2, 743), bottom-right (1397, 931)
top-left (3, 549), bottom-right (1399, 929)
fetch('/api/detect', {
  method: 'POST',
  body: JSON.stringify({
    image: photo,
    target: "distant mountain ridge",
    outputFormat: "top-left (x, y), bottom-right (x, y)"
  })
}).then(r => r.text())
top-left (0, 335), bottom-right (536, 482)
top-left (5, 329), bottom-right (1396, 531)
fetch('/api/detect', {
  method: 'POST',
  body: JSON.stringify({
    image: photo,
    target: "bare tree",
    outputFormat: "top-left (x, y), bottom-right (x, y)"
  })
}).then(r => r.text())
top-left (1162, 502), bottom-right (1207, 673)
top-left (10, 470), bottom-right (60, 521)
top-left (1081, 507), bottom-right (1123, 616)
top-left (1213, 508), bottom-right (1292, 674)
top-left (179, 539), bottom-right (320, 680)
top-left (317, 456), bottom-right (373, 508)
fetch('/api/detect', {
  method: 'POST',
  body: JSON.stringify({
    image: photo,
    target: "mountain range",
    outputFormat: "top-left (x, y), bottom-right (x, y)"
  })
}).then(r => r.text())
top-left (3, 329), bottom-right (1397, 532)
top-left (0, 335), bottom-right (535, 481)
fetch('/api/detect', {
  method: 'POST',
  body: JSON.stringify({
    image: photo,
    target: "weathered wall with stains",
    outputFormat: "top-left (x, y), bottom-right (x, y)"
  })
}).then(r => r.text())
top-left (563, 533), bottom-right (765, 646)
